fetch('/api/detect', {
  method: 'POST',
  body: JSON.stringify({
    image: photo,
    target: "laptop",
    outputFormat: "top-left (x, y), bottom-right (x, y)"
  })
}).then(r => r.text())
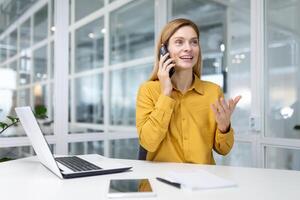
top-left (15, 106), bottom-right (132, 179)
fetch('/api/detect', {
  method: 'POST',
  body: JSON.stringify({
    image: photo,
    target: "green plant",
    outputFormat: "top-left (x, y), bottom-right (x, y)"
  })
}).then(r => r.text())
top-left (0, 105), bottom-right (48, 134)
top-left (0, 157), bottom-right (13, 163)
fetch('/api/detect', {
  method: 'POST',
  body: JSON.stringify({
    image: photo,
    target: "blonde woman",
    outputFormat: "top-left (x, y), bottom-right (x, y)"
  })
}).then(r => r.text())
top-left (136, 18), bottom-right (241, 164)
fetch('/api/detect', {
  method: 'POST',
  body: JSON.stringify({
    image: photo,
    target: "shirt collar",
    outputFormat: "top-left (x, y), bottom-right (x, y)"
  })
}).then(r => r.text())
top-left (190, 74), bottom-right (204, 95)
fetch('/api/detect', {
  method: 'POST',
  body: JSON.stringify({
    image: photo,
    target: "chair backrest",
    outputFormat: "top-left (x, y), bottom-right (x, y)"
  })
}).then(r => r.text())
top-left (138, 145), bottom-right (147, 160)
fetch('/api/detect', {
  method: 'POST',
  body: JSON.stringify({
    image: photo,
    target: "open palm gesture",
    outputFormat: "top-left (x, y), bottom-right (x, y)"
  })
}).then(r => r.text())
top-left (211, 96), bottom-right (242, 133)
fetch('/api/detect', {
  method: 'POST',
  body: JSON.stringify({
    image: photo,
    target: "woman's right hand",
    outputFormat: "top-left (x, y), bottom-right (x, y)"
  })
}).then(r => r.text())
top-left (157, 53), bottom-right (175, 97)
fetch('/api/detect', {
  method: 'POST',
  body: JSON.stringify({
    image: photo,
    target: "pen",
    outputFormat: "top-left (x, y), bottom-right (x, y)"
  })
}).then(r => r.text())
top-left (156, 177), bottom-right (181, 189)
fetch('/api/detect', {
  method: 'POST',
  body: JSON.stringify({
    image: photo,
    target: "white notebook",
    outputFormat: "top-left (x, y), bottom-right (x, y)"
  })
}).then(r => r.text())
top-left (160, 169), bottom-right (237, 190)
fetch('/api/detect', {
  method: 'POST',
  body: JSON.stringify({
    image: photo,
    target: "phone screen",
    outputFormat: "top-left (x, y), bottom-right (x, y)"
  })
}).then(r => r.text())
top-left (109, 179), bottom-right (152, 193)
top-left (108, 179), bottom-right (155, 198)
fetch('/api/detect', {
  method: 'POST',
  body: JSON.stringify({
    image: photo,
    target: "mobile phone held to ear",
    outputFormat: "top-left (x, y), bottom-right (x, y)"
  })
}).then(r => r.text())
top-left (160, 44), bottom-right (175, 78)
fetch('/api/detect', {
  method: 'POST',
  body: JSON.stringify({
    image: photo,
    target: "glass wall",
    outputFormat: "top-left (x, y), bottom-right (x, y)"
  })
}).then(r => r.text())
top-left (69, 141), bottom-right (104, 155)
top-left (74, 74), bottom-right (103, 124)
top-left (265, 146), bottom-right (300, 170)
top-left (74, 18), bottom-right (104, 72)
top-left (75, 0), bottom-right (104, 22)
top-left (0, 0), bottom-right (38, 34)
top-left (0, 146), bottom-right (34, 160)
top-left (214, 142), bottom-right (252, 167)
top-left (0, 144), bottom-right (54, 162)
top-left (109, 138), bottom-right (139, 159)
top-left (110, 64), bottom-right (152, 126)
top-left (33, 5), bottom-right (48, 44)
top-left (265, 0), bottom-right (300, 139)
top-left (0, 2), bottom-right (53, 157)
top-left (8, 29), bottom-right (18, 57)
top-left (264, 0), bottom-right (300, 170)
top-left (20, 19), bottom-right (31, 52)
top-left (33, 46), bottom-right (48, 82)
top-left (19, 51), bottom-right (31, 85)
top-left (69, 0), bottom-right (154, 139)
top-left (109, 0), bottom-right (154, 65)
top-left (0, 37), bottom-right (8, 62)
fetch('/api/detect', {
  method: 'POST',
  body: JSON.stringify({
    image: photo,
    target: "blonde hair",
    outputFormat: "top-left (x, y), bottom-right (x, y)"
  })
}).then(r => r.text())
top-left (149, 18), bottom-right (202, 81)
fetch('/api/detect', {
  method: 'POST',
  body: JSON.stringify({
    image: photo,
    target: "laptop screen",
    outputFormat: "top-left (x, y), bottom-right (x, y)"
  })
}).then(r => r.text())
top-left (15, 106), bottom-right (63, 178)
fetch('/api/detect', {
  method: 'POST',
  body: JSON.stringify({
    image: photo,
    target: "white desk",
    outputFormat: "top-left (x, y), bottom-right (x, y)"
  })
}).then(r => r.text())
top-left (0, 154), bottom-right (299, 200)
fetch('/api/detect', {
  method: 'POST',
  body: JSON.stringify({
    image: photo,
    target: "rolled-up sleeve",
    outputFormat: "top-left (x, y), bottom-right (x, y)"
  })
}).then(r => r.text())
top-left (213, 126), bottom-right (234, 155)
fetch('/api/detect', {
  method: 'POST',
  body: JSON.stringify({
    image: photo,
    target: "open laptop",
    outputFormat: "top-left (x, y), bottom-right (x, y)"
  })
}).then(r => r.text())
top-left (15, 106), bottom-right (132, 179)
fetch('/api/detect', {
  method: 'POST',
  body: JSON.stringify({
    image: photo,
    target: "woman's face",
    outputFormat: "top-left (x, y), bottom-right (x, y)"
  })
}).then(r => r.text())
top-left (168, 26), bottom-right (199, 70)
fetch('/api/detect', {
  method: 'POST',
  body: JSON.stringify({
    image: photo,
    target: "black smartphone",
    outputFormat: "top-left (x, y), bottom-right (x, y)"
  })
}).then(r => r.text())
top-left (160, 44), bottom-right (175, 78)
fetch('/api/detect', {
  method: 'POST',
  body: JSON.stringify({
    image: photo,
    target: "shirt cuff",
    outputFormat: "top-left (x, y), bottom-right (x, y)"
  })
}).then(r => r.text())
top-left (216, 127), bottom-right (234, 143)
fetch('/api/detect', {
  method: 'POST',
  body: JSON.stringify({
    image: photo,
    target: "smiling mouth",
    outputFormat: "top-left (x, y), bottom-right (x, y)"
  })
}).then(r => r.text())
top-left (179, 55), bottom-right (193, 61)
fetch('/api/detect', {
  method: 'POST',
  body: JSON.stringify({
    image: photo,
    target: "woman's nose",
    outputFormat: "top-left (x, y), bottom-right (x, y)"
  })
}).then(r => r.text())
top-left (183, 42), bottom-right (192, 51)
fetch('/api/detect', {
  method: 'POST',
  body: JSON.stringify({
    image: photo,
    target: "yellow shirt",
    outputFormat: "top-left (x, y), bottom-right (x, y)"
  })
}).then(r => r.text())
top-left (136, 75), bottom-right (234, 164)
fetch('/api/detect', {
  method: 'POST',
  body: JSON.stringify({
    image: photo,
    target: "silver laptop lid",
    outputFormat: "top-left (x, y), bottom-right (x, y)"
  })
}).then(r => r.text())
top-left (15, 106), bottom-right (63, 179)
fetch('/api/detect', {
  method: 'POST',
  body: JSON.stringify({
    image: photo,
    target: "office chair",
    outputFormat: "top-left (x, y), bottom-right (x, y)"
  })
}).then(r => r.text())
top-left (138, 145), bottom-right (147, 160)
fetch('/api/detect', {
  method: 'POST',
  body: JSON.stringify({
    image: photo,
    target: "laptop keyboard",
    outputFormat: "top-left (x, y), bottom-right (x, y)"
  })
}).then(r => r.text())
top-left (55, 156), bottom-right (102, 172)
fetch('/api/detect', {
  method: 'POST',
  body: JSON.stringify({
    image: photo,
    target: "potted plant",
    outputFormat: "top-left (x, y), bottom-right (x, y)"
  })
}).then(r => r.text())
top-left (0, 105), bottom-right (47, 162)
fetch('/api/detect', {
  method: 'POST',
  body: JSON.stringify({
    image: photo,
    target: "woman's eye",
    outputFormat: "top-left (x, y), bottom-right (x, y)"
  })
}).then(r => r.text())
top-left (191, 40), bottom-right (199, 46)
top-left (175, 40), bottom-right (183, 45)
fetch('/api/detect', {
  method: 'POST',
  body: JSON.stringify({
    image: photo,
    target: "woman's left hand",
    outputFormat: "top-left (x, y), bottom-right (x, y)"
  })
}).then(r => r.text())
top-left (211, 96), bottom-right (242, 133)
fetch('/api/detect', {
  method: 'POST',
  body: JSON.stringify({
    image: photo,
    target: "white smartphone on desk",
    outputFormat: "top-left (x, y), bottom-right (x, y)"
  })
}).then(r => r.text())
top-left (107, 179), bottom-right (156, 198)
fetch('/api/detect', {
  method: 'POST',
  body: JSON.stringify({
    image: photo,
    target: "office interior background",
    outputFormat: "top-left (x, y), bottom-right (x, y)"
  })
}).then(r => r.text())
top-left (0, 0), bottom-right (299, 171)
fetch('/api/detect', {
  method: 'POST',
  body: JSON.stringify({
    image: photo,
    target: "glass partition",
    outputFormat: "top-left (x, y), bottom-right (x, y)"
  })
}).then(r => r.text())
top-left (265, 0), bottom-right (300, 139)
top-left (109, 138), bottom-right (139, 159)
top-left (33, 5), bottom-right (48, 44)
top-left (214, 142), bottom-right (252, 167)
top-left (75, 0), bottom-right (104, 21)
top-left (18, 88), bottom-right (30, 106)
top-left (265, 146), bottom-right (300, 170)
top-left (69, 141), bottom-right (104, 155)
top-left (8, 29), bottom-right (17, 57)
top-left (75, 18), bottom-right (104, 72)
top-left (9, 60), bottom-right (17, 71)
top-left (0, 146), bottom-right (34, 160)
top-left (109, 0), bottom-right (154, 64)
top-left (110, 64), bottom-right (152, 126)
top-left (19, 51), bottom-right (32, 85)
top-left (0, 0), bottom-right (38, 35)
top-left (0, 37), bottom-right (8, 63)
top-left (20, 19), bottom-right (31, 52)
top-left (33, 45), bottom-right (48, 82)
top-left (74, 74), bottom-right (104, 124)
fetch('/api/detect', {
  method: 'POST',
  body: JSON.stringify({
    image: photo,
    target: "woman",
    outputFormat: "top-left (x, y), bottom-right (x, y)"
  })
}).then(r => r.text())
top-left (136, 18), bottom-right (241, 164)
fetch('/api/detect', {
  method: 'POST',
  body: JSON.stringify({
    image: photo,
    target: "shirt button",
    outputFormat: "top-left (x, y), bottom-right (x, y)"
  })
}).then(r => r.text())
top-left (182, 118), bottom-right (185, 121)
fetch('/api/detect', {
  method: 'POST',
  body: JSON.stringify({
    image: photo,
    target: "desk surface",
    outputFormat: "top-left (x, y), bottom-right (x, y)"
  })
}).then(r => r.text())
top-left (0, 154), bottom-right (299, 200)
